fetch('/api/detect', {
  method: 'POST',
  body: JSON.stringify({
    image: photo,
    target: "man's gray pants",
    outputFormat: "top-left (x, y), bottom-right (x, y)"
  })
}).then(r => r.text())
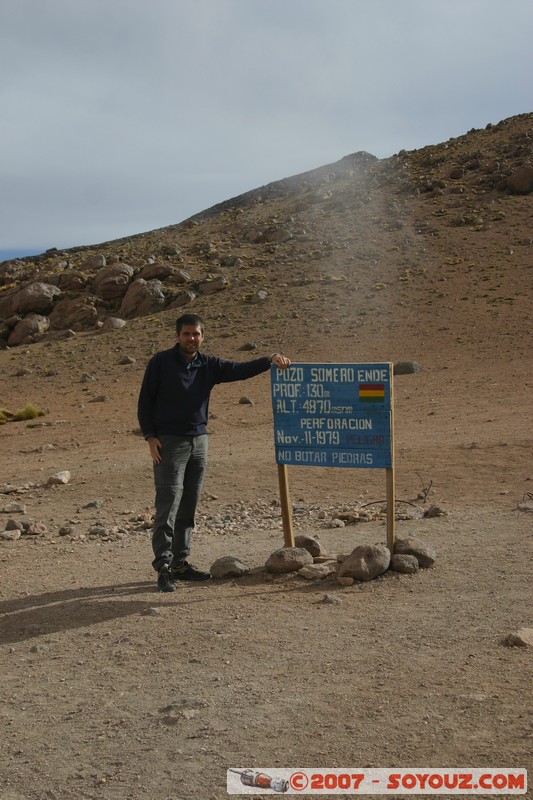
top-left (151, 434), bottom-right (208, 572)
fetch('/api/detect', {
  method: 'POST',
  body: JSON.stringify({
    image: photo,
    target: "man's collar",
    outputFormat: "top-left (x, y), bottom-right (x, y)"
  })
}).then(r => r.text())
top-left (175, 344), bottom-right (202, 368)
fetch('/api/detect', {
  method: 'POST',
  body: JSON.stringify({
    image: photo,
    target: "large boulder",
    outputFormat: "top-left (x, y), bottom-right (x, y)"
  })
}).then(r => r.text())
top-left (2, 282), bottom-right (60, 317)
top-left (506, 165), bottom-right (533, 194)
top-left (168, 290), bottom-right (196, 309)
top-left (196, 275), bottom-right (229, 294)
top-left (161, 244), bottom-right (181, 256)
top-left (118, 278), bottom-right (166, 318)
top-left (338, 543), bottom-right (390, 581)
top-left (80, 254), bottom-right (106, 270)
top-left (0, 259), bottom-right (31, 286)
top-left (56, 271), bottom-right (88, 292)
top-left (93, 263), bottom-right (135, 301)
top-left (7, 313), bottom-right (50, 346)
top-left (0, 288), bottom-right (20, 319)
top-left (260, 226), bottom-right (293, 244)
top-left (167, 269), bottom-right (192, 285)
top-left (49, 296), bottom-right (98, 331)
top-left (138, 263), bottom-right (176, 282)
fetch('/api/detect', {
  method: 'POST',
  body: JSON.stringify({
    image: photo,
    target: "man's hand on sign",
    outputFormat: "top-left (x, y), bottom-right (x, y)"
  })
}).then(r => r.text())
top-left (270, 353), bottom-right (291, 369)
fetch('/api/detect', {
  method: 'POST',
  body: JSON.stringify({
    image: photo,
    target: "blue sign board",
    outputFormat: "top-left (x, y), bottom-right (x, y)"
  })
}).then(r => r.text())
top-left (271, 363), bottom-right (393, 469)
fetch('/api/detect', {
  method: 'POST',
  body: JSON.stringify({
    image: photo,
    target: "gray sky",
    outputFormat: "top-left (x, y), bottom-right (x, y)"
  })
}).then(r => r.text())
top-left (1, 0), bottom-right (532, 255)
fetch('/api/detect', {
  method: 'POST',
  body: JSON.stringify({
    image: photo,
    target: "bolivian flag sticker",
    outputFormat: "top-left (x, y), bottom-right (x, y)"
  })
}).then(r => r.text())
top-left (359, 383), bottom-right (385, 403)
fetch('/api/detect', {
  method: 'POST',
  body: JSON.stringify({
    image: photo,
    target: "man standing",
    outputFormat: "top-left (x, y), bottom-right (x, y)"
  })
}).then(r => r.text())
top-left (138, 313), bottom-right (291, 592)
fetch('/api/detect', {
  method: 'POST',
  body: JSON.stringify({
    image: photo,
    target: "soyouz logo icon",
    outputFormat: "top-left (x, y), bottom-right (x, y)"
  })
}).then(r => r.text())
top-left (227, 767), bottom-right (527, 794)
top-left (228, 769), bottom-right (289, 793)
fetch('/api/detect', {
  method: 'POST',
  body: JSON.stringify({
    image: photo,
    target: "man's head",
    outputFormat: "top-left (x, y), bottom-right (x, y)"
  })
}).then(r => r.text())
top-left (176, 313), bottom-right (204, 335)
top-left (175, 313), bottom-right (205, 361)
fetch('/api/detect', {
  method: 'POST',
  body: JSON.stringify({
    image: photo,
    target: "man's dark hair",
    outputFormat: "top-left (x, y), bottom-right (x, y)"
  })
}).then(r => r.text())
top-left (176, 313), bottom-right (204, 334)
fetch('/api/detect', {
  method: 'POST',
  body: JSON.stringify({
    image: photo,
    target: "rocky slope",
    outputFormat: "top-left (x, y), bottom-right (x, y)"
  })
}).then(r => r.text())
top-left (1, 113), bottom-right (531, 353)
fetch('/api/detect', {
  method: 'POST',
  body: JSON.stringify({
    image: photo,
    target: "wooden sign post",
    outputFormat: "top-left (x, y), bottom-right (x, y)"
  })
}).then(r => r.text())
top-left (277, 464), bottom-right (295, 547)
top-left (271, 362), bottom-right (395, 551)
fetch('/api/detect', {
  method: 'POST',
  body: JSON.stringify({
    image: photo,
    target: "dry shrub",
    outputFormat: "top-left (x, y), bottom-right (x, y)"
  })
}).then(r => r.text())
top-left (0, 403), bottom-right (47, 423)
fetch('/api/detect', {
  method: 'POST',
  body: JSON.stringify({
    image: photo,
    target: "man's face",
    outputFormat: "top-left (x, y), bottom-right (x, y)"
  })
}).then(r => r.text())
top-left (176, 323), bottom-right (204, 358)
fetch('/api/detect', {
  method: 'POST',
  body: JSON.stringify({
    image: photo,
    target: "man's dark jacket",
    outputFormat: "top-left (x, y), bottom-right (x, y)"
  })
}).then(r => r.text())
top-left (137, 345), bottom-right (271, 439)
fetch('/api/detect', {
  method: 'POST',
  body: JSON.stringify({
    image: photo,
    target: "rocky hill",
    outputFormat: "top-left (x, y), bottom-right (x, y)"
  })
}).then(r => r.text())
top-left (1, 113), bottom-right (531, 355)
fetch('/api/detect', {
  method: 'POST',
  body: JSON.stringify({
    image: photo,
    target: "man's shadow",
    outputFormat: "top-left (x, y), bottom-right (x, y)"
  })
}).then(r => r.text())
top-left (1, 571), bottom-right (341, 645)
top-left (0, 581), bottom-right (167, 645)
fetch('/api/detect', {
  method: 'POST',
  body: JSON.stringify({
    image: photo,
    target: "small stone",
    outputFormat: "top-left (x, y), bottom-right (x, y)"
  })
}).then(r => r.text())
top-left (393, 360), bottom-right (422, 375)
top-left (47, 470), bottom-right (71, 486)
top-left (118, 355), bottom-right (136, 365)
top-left (0, 529), bottom-right (21, 541)
top-left (335, 512), bottom-right (360, 524)
top-left (394, 537), bottom-right (437, 568)
top-left (424, 505), bottom-right (446, 518)
top-left (141, 607), bottom-right (161, 616)
top-left (25, 522), bottom-right (47, 536)
top-left (265, 547), bottom-right (313, 574)
top-left (250, 290), bottom-right (268, 303)
top-left (338, 543), bottom-right (391, 581)
top-left (390, 554), bottom-right (420, 574)
top-left (298, 562), bottom-right (337, 580)
top-left (319, 593), bottom-right (342, 605)
top-left (101, 317), bottom-right (127, 332)
top-left (82, 498), bottom-right (105, 509)
top-left (5, 518), bottom-right (24, 531)
top-left (336, 576), bottom-right (354, 586)
top-left (88, 526), bottom-right (108, 536)
top-left (294, 534), bottom-right (324, 557)
top-left (504, 628), bottom-right (533, 647)
top-left (3, 501), bottom-right (27, 514)
top-left (239, 396), bottom-right (254, 405)
top-left (210, 556), bottom-right (249, 579)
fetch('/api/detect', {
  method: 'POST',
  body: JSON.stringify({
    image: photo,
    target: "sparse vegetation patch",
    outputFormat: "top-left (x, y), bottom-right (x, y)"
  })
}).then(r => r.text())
top-left (0, 402), bottom-right (47, 423)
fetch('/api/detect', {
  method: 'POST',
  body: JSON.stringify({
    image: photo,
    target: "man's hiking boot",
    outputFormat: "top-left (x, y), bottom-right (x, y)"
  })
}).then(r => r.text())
top-left (171, 562), bottom-right (211, 582)
top-left (157, 565), bottom-right (176, 592)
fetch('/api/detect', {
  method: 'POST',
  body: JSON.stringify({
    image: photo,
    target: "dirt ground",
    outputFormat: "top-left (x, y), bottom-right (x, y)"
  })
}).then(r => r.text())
top-left (1, 116), bottom-right (532, 799)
